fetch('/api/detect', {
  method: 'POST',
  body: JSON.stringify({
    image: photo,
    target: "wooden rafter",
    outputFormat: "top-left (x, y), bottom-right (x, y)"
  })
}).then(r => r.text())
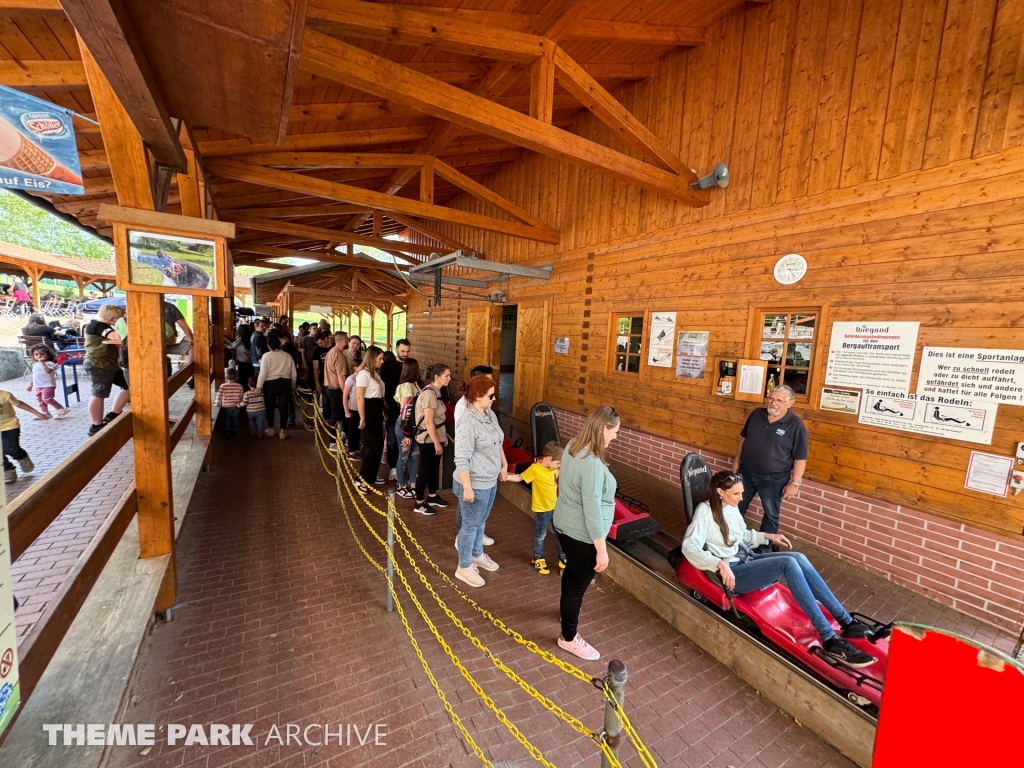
top-left (432, 158), bottom-right (550, 229)
top-left (223, 216), bottom-right (431, 259)
top-left (207, 159), bottom-right (563, 243)
top-left (64, 4), bottom-right (186, 170)
top-left (230, 204), bottom-right (369, 218)
top-left (385, 212), bottom-right (470, 253)
top-left (243, 152), bottom-right (427, 169)
top-left (299, 31), bottom-right (706, 205)
top-left (199, 126), bottom-right (433, 158)
top-left (0, 60), bottom-right (88, 88)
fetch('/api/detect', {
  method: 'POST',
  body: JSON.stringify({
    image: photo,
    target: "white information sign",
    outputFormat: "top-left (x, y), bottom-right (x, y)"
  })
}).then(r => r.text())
top-left (647, 312), bottom-right (676, 367)
top-left (738, 363), bottom-right (765, 396)
top-left (676, 331), bottom-right (709, 357)
top-left (554, 337), bottom-right (570, 355)
top-left (825, 322), bottom-right (920, 392)
top-left (819, 387), bottom-right (861, 414)
top-left (310, 304), bottom-right (333, 315)
top-left (675, 356), bottom-right (706, 379)
top-left (964, 451), bottom-right (1013, 497)
top-left (0, 483), bottom-right (19, 738)
top-left (917, 347), bottom-right (1024, 406)
top-left (858, 388), bottom-right (997, 445)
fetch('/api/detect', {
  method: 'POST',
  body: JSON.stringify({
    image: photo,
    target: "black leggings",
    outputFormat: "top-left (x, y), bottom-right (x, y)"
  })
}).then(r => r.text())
top-left (415, 440), bottom-right (443, 501)
top-left (263, 378), bottom-right (291, 432)
top-left (556, 532), bottom-right (597, 642)
top-left (236, 361), bottom-right (254, 391)
top-left (359, 398), bottom-right (385, 484)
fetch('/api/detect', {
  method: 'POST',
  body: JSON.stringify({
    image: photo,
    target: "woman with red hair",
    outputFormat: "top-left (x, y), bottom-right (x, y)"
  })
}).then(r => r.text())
top-left (452, 374), bottom-right (507, 588)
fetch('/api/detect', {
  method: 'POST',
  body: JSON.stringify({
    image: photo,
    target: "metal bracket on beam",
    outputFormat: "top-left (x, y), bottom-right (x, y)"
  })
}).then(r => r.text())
top-left (404, 274), bottom-right (489, 288)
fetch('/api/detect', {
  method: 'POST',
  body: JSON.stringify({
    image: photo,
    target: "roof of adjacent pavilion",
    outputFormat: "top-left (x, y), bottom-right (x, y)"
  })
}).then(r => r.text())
top-left (0, 0), bottom-right (741, 292)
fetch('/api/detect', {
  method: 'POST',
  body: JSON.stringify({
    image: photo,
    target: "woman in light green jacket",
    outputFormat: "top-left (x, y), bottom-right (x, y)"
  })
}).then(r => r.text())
top-left (552, 406), bottom-right (620, 662)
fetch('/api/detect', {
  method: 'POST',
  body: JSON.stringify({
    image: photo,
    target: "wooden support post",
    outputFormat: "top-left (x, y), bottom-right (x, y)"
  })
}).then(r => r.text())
top-left (420, 156), bottom-right (434, 204)
top-left (27, 267), bottom-right (41, 311)
top-left (372, 208), bottom-right (382, 237)
top-left (529, 41), bottom-right (555, 123)
top-left (370, 306), bottom-right (376, 347)
top-left (211, 297), bottom-right (227, 389)
top-left (83, 39), bottom-right (176, 611)
top-left (74, 276), bottom-right (85, 300)
top-left (386, 304), bottom-right (393, 350)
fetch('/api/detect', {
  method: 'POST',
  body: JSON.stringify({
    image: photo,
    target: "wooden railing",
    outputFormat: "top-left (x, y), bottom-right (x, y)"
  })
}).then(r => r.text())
top-left (4, 364), bottom-right (198, 719)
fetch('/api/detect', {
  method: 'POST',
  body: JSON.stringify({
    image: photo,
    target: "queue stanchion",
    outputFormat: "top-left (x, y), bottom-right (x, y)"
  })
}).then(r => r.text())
top-left (600, 660), bottom-right (627, 768)
top-left (386, 489), bottom-right (396, 614)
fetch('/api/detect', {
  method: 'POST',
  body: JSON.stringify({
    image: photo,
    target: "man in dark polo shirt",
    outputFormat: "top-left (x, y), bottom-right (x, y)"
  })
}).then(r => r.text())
top-left (732, 385), bottom-right (808, 545)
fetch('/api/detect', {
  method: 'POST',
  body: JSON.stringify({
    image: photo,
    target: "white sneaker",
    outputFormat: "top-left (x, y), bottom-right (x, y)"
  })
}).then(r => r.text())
top-left (472, 553), bottom-right (499, 572)
top-left (17, 456), bottom-right (34, 473)
top-left (328, 442), bottom-right (338, 453)
top-left (483, 535), bottom-right (494, 546)
top-left (557, 634), bottom-right (600, 661)
top-left (279, 429), bottom-right (287, 439)
top-left (455, 566), bottom-right (485, 588)
top-left (4, 468), bottom-right (15, 484)
top-left (388, 468), bottom-right (397, 481)
top-left (264, 428), bottom-right (276, 437)
top-left (55, 409), bottom-right (69, 419)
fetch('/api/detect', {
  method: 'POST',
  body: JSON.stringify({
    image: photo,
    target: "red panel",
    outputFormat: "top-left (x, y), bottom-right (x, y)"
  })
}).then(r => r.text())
top-left (873, 626), bottom-right (1024, 766)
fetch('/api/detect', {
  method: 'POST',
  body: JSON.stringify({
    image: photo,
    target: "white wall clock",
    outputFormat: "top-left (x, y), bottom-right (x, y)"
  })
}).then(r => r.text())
top-left (774, 253), bottom-right (807, 285)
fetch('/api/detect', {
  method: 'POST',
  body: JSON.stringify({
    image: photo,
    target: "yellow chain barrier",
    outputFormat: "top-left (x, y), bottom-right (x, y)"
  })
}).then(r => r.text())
top-left (294, 393), bottom-right (658, 768)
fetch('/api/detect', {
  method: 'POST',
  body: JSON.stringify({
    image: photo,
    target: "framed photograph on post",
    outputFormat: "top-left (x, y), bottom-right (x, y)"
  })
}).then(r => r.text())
top-left (98, 204), bottom-right (235, 297)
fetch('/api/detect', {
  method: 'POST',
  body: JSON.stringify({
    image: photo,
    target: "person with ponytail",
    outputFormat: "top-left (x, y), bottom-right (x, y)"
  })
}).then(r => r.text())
top-left (412, 363), bottom-right (452, 514)
top-left (682, 471), bottom-right (876, 669)
top-left (551, 405), bottom-right (621, 662)
top-left (353, 345), bottom-right (386, 491)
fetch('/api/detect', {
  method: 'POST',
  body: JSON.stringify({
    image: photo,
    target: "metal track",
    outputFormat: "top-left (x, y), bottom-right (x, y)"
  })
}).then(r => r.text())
top-left (608, 536), bottom-right (879, 726)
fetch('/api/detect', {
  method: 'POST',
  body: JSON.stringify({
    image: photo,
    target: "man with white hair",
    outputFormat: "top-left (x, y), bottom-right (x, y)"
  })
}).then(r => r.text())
top-left (731, 385), bottom-right (808, 549)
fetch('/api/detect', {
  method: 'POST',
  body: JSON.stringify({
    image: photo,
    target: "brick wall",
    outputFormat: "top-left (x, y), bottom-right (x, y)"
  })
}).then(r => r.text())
top-left (553, 408), bottom-right (1024, 636)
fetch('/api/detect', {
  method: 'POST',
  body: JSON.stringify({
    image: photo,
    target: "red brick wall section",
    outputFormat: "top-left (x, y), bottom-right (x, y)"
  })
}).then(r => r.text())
top-left (553, 408), bottom-right (1024, 636)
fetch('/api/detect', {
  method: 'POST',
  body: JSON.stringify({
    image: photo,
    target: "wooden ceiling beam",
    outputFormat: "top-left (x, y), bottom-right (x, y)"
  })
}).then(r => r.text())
top-left (432, 158), bottom-right (551, 230)
top-left (64, 5), bottom-right (187, 171)
top-left (0, 60), bottom-right (88, 89)
top-left (199, 126), bottom-right (432, 157)
top-left (552, 46), bottom-right (687, 175)
top-left (299, 32), bottom-right (706, 205)
top-left (386, 212), bottom-right (469, 253)
top-left (231, 204), bottom-right (369, 218)
top-left (223, 214), bottom-right (435, 257)
top-left (79, 149), bottom-right (110, 171)
top-left (208, 158), bottom-right (562, 243)
top-left (570, 20), bottom-right (705, 46)
top-left (0, 0), bottom-right (63, 11)
top-left (242, 152), bottom-right (426, 169)
top-left (307, 0), bottom-right (547, 62)
top-left (234, 243), bottom-right (409, 270)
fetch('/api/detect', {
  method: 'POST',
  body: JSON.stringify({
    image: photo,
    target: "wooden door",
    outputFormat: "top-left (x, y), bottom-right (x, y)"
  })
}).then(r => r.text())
top-left (463, 304), bottom-right (501, 385)
top-left (513, 299), bottom-right (550, 422)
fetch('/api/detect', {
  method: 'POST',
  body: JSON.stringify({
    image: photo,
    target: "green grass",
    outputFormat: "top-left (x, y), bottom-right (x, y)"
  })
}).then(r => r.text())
top-left (128, 262), bottom-right (165, 286)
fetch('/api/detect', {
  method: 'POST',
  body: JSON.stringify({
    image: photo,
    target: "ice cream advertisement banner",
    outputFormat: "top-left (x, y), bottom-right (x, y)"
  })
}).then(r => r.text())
top-left (0, 85), bottom-right (83, 195)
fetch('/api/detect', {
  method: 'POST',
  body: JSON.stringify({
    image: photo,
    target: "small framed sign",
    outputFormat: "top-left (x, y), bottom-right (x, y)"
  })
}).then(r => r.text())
top-left (98, 204), bottom-right (234, 297)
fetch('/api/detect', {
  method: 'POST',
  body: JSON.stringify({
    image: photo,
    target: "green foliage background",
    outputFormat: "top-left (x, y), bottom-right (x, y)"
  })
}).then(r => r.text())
top-left (0, 189), bottom-right (113, 260)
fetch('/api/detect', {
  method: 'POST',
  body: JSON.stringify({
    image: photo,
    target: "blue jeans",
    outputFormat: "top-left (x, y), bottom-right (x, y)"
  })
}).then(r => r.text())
top-left (731, 551), bottom-right (852, 640)
top-left (395, 421), bottom-right (419, 488)
top-left (533, 511), bottom-right (564, 561)
top-left (738, 469), bottom-right (790, 534)
top-left (222, 407), bottom-right (240, 434)
top-left (454, 481), bottom-right (497, 569)
top-left (248, 410), bottom-right (266, 435)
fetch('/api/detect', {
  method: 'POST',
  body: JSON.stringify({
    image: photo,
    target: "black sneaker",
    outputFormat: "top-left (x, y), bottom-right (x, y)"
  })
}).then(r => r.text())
top-left (102, 411), bottom-right (120, 424)
top-left (426, 495), bottom-right (449, 508)
top-left (823, 637), bottom-right (875, 669)
top-left (414, 504), bottom-right (436, 516)
top-left (840, 620), bottom-right (873, 640)
top-left (88, 423), bottom-right (105, 436)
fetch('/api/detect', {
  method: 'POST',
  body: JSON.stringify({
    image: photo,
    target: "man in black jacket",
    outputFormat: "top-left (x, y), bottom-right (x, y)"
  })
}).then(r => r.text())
top-left (380, 338), bottom-right (411, 480)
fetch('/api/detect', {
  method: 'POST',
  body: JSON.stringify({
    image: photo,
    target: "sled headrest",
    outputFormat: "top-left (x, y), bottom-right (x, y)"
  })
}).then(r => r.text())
top-left (680, 453), bottom-right (712, 523)
top-left (530, 401), bottom-right (561, 453)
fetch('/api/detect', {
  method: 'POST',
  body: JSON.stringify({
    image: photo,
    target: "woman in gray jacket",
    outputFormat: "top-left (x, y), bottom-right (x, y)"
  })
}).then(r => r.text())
top-left (453, 374), bottom-right (507, 588)
top-left (552, 405), bottom-right (620, 662)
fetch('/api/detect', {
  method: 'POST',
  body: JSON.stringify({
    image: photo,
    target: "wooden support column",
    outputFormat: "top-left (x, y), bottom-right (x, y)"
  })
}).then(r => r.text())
top-left (74, 276), bottom-right (85, 300)
top-left (372, 208), bottom-right (382, 237)
top-left (83, 39), bottom-right (175, 611)
top-left (420, 156), bottom-right (434, 204)
top-left (386, 304), bottom-right (393, 350)
top-left (177, 145), bottom-right (212, 438)
top-left (27, 267), bottom-right (41, 311)
top-left (529, 41), bottom-right (555, 123)
top-left (370, 306), bottom-right (376, 347)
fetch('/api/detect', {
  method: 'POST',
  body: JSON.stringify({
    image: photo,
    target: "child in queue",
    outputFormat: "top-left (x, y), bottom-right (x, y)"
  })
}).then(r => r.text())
top-left (26, 344), bottom-right (69, 419)
top-left (215, 369), bottom-right (244, 436)
top-left (506, 441), bottom-right (566, 575)
top-left (240, 377), bottom-right (266, 438)
top-left (0, 388), bottom-right (48, 483)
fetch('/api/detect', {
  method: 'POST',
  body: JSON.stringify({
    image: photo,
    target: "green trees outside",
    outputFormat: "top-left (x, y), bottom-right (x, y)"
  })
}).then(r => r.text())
top-left (0, 189), bottom-right (113, 260)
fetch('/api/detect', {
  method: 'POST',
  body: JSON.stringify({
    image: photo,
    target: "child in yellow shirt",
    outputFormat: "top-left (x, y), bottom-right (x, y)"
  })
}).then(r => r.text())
top-left (506, 441), bottom-right (565, 575)
top-left (0, 388), bottom-right (48, 483)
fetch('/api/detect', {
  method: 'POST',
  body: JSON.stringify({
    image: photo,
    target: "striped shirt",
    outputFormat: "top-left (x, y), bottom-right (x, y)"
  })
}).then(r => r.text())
top-left (215, 382), bottom-right (244, 408)
top-left (240, 390), bottom-right (265, 413)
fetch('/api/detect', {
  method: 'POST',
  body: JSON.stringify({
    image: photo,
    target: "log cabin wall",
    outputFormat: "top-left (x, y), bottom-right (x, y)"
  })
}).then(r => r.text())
top-left (404, 0), bottom-right (1024, 633)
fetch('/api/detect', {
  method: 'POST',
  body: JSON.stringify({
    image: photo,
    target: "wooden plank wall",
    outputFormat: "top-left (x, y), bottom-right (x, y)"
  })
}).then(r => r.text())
top-left (406, 0), bottom-right (1024, 540)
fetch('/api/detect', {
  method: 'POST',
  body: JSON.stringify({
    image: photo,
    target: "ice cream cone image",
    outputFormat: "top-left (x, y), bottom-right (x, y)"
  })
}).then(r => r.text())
top-left (0, 116), bottom-right (83, 187)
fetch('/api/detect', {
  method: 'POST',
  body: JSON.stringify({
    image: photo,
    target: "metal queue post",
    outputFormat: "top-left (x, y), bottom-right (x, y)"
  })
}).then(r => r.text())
top-left (386, 488), bottom-right (396, 613)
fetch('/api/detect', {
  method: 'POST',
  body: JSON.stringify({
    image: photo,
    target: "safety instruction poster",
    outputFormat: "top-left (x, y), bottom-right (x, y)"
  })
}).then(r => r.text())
top-left (675, 331), bottom-right (708, 379)
top-left (647, 312), bottom-right (676, 367)
top-left (825, 322), bottom-right (919, 392)
top-left (0, 482), bottom-right (20, 738)
top-left (917, 347), bottom-right (1024, 407)
top-left (820, 387), bottom-right (861, 414)
top-left (964, 452), bottom-right (1013, 496)
top-left (858, 388), bottom-right (997, 445)
top-left (554, 337), bottom-right (569, 355)
top-left (0, 84), bottom-right (83, 195)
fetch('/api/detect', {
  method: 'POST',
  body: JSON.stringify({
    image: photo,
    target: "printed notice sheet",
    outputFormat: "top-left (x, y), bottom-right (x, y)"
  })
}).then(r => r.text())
top-left (917, 347), bottom-right (1024, 407)
top-left (647, 312), bottom-right (676, 367)
top-left (826, 322), bottom-right (919, 392)
top-left (858, 388), bottom-right (997, 445)
top-left (964, 452), bottom-right (1013, 497)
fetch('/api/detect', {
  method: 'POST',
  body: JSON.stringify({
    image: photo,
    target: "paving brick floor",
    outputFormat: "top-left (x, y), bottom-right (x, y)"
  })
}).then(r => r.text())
top-left (106, 422), bottom-right (856, 768)
top-left (7, 371), bottom-right (193, 641)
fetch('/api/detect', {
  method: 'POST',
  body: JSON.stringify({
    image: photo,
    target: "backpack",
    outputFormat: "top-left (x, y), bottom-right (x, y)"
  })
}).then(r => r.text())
top-left (400, 390), bottom-right (424, 438)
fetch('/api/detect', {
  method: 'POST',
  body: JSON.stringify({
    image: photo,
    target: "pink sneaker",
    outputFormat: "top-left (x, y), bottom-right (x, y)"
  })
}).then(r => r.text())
top-left (557, 633), bottom-right (600, 661)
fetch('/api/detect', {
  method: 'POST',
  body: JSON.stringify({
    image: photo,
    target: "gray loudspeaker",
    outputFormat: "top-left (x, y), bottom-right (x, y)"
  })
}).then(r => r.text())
top-left (689, 161), bottom-right (729, 190)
